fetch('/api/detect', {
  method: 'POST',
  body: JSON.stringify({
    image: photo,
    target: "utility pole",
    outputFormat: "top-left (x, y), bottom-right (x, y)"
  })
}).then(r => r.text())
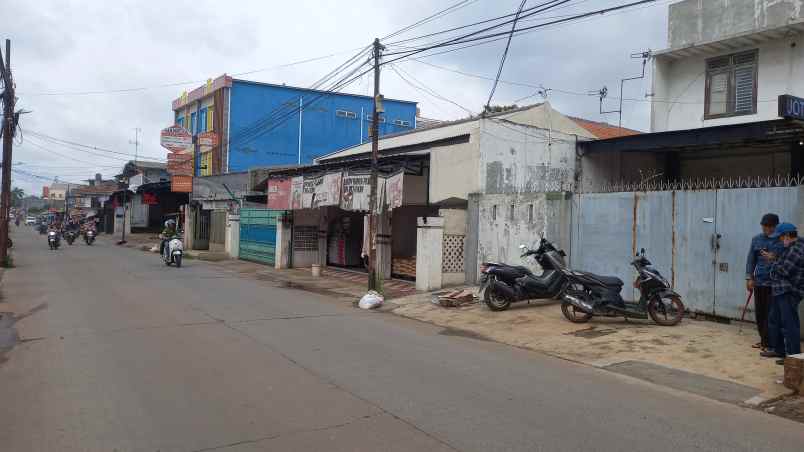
top-left (368, 38), bottom-right (383, 292)
top-left (0, 39), bottom-right (16, 266)
top-left (119, 128), bottom-right (139, 245)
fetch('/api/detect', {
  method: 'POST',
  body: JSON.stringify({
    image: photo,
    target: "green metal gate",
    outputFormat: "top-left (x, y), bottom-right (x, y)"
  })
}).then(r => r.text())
top-left (239, 209), bottom-right (283, 265)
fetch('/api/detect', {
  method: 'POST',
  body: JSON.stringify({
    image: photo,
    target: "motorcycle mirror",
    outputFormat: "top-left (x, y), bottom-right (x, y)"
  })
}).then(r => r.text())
top-left (640, 248), bottom-right (646, 256)
top-left (519, 244), bottom-right (527, 250)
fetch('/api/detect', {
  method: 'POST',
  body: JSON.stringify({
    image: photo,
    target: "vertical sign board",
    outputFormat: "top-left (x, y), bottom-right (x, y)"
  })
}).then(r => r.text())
top-left (167, 152), bottom-right (194, 176)
top-left (779, 95), bottom-right (804, 121)
top-left (341, 172), bottom-right (372, 211)
top-left (314, 172), bottom-right (342, 208)
top-left (267, 177), bottom-right (292, 209)
top-left (386, 172), bottom-right (404, 210)
top-left (290, 176), bottom-right (304, 210)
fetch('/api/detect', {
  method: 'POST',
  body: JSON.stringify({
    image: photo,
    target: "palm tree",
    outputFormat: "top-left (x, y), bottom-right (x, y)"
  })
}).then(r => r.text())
top-left (11, 187), bottom-right (24, 207)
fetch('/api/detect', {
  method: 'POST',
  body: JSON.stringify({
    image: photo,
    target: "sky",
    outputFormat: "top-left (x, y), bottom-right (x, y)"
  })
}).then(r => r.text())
top-left (2, 0), bottom-right (670, 195)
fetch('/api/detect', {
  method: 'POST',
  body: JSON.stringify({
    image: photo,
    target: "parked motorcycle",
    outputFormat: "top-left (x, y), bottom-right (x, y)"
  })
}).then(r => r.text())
top-left (479, 237), bottom-right (567, 311)
top-left (559, 248), bottom-right (685, 326)
top-left (84, 229), bottom-right (96, 245)
top-left (47, 230), bottom-right (60, 250)
top-left (64, 230), bottom-right (77, 245)
top-left (162, 234), bottom-right (183, 268)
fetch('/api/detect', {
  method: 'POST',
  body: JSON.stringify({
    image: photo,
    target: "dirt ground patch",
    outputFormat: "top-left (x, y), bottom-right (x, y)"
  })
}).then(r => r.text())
top-left (761, 395), bottom-right (804, 423)
top-left (391, 293), bottom-right (797, 403)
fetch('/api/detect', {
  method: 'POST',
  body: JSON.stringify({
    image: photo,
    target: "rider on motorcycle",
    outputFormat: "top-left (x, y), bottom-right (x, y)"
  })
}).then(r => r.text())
top-left (160, 219), bottom-right (178, 257)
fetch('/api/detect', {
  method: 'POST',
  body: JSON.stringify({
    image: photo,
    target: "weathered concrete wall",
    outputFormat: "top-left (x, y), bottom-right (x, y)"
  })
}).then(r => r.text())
top-left (668, 0), bottom-right (804, 48)
top-left (652, 36), bottom-right (804, 132)
top-left (416, 217), bottom-right (444, 291)
top-left (225, 214), bottom-right (240, 258)
top-left (476, 192), bottom-right (572, 280)
top-left (478, 120), bottom-right (577, 194)
top-left (579, 151), bottom-right (665, 191)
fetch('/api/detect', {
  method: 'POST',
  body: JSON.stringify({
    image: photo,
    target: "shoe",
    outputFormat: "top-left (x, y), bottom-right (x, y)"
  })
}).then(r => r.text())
top-left (776, 359), bottom-right (785, 365)
top-left (760, 350), bottom-right (781, 358)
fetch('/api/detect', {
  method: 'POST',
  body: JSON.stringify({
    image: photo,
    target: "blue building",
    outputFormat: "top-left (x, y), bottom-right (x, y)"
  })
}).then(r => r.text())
top-left (171, 75), bottom-right (418, 176)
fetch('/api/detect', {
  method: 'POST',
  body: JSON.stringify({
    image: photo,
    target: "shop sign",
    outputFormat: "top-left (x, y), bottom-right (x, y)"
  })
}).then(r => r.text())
top-left (198, 131), bottom-right (219, 147)
top-left (171, 175), bottom-right (193, 193)
top-left (340, 172), bottom-right (387, 213)
top-left (160, 125), bottom-right (192, 152)
top-left (779, 95), bottom-right (804, 121)
top-left (315, 172), bottom-right (342, 208)
top-left (167, 152), bottom-right (193, 176)
top-left (142, 193), bottom-right (159, 205)
top-left (267, 177), bottom-right (292, 209)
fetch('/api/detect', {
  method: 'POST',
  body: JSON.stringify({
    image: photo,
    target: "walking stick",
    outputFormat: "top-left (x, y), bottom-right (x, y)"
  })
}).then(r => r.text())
top-left (738, 289), bottom-right (753, 334)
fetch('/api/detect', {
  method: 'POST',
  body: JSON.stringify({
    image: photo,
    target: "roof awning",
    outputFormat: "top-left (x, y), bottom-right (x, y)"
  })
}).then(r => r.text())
top-left (579, 119), bottom-right (804, 154)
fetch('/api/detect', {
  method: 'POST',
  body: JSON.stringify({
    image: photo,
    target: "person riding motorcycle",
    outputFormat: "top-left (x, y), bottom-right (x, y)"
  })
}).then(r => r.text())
top-left (160, 219), bottom-right (178, 257)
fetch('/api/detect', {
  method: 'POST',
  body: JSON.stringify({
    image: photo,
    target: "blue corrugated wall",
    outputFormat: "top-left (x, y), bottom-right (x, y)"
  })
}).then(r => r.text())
top-left (227, 81), bottom-right (417, 172)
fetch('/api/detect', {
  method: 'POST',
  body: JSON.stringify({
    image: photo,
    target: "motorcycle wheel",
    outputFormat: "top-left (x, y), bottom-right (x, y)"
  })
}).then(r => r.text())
top-left (484, 289), bottom-right (511, 311)
top-left (174, 255), bottom-right (182, 268)
top-left (647, 294), bottom-right (685, 326)
top-left (561, 299), bottom-right (593, 323)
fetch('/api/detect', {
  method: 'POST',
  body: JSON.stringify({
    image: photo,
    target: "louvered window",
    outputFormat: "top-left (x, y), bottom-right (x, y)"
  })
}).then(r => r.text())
top-left (705, 50), bottom-right (757, 119)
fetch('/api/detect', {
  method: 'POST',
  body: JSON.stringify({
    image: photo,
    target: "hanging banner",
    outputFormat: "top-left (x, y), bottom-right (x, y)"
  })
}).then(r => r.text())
top-left (290, 176), bottom-right (304, 210)
top-left (314, 171), bottom-right (342, 208)
top-left (386, 171), bottom-right (404, 210)
top-left (340, 172), bottom-right (371, 211)
top-left (142, 193), bottom-right (159, 205)
top-left (301, 175), bottom-right (321, 209)
top-left (267, 177), bottom-right (292, 209)
top-left (171, 175), bottom-right (193, 193)
top-left (167, 152), bottom-right (194, 176)
top-left (160, 125), bottom-right (192, 152)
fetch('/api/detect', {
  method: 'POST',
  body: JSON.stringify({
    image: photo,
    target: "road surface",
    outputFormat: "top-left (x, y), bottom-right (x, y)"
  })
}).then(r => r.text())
top-left (1, 228), bottom-right (802, 452)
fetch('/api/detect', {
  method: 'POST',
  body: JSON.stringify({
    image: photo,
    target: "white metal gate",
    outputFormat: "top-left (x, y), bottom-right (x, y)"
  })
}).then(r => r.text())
top-left (571, 183), bottom-right (800, 319)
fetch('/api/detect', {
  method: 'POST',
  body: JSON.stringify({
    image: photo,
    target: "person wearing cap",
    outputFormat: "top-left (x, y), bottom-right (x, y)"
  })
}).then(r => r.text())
top-left (745, 213), bottom-right (783, 351)
top-left (762, 222), bottom-right (803, 365)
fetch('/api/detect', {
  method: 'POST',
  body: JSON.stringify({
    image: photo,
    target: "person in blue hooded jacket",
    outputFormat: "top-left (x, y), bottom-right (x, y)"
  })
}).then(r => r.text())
top-left (745, 213), bottom-right (783, 351)
top-left (763, 222), bottom-right (804, 364)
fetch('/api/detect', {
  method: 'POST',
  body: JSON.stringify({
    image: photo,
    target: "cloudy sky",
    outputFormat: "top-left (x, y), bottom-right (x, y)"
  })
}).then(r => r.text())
top-left (3, 0), bottom-right (669, 195)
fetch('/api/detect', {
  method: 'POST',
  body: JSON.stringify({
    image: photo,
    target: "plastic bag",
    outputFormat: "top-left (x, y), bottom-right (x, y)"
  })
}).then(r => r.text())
top-left (358, 291), bottom-right (384, 309)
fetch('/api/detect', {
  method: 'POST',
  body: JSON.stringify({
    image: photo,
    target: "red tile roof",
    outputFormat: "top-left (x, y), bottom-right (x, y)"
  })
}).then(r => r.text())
top-left (569, 117), bottom-right (641, 139)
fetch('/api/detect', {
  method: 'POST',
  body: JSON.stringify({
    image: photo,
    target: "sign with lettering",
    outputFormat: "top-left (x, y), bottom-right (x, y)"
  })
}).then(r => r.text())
top-left (167, 152), bottom-right (193, 176)
top-left (160, 125), bottom-right (192, 152)
top-left (778, 95), bottom-right (804, 121)
top-left (340, 171), bottom-right (387, 212)
top-left (171, 175), bottom-right (193, 193)
top-left (290, 176), bottom-right (304, 210)
top-left (386, 171), bottom-right (404, 210)
top-left (197, 131), bottom-right (219, 147)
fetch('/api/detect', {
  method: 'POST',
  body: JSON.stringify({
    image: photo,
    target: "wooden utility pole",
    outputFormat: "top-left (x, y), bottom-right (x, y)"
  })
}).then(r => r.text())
top-left (367, 38), bottom-right (383, 292)
top-left (0, 39), bottom-right (15, 266)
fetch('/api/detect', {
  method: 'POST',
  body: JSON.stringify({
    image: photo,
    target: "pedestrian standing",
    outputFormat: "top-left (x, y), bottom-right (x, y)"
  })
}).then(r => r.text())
top-left (763, 223), bottom-right (803, 365)
top-left (745, 213), bottom-right (783, 351)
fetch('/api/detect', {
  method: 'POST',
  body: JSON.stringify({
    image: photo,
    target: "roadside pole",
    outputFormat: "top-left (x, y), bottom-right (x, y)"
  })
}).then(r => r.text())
top-left (367, 38), bottom-right (384, 293)
top-left (0, 39), bottom-right (16, 266)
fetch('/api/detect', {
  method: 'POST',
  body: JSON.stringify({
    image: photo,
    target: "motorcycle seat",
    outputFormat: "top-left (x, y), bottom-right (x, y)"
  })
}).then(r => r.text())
top-left (586, 273), bottom-right (624, 287)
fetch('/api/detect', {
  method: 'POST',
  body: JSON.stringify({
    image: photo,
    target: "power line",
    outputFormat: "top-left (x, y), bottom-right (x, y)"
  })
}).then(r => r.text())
top-left (382, 0), bottom-right (480, 40)
top-left (25, 131), bottom-right (165, 162)
top-left (485, 0), bottom-right (528, 111)
top-left (389, 63), bottom-right (474, 116)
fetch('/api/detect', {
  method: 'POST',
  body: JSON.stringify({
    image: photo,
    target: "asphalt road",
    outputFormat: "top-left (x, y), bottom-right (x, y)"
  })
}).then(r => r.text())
top-left (1, 228), bottom-right (803, 452)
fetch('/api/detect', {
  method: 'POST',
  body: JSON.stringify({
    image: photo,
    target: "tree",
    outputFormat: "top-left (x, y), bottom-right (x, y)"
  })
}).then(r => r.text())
top-left (11, 187), bottom-right (24, 207)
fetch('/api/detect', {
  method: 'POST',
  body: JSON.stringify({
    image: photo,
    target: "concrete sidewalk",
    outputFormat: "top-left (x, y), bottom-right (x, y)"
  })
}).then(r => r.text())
top-left (391, 289), bottom-right (798, 404)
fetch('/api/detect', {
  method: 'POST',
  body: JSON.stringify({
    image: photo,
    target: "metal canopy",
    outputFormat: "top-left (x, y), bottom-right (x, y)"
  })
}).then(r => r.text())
top-left (579, 119), bottom-right (804, 154)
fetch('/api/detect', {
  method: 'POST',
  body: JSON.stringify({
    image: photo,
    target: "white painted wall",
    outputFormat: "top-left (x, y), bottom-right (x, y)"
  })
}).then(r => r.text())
top-left (652, 37), bottom-right (804, 132)
top-left (429, 128), bottom-right (481, 204)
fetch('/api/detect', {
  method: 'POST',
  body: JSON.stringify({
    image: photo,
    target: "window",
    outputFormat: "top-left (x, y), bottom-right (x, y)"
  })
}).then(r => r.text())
top-left (527, 204), bottom-right (534, 223)
top-left (206, 106), bottom-right (214, 132)
top-left (336, 109), bottom-right (357, 119)
top-left (491, 205), bottom-right (497, 221)
top-left (190, 112), bottom-right (197, 135)
top-left (366, 116), bottom-right (386, 123)
top-left (393, 119), bottom-right (411, 127)
top-left (176, 117), bottom-right (184, 128)
top-left (705, 50), bottom-right (757, 119)
top-left (509, 204), bottom-right (515, 220)
top-left (200, 151), bottom-right (212, 176)
top-left (198, 108), bottom-right (207, 133)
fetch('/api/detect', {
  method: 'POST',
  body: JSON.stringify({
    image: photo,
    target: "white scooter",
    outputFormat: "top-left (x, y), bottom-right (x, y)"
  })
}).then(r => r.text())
top-left (162, 235), bottom-right (183, 268)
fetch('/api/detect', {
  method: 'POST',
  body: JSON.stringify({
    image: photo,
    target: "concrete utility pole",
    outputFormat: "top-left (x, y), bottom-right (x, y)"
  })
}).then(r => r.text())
top-left (0, 39), bottom-right (16, 266)
top-left (367, 38), bottom-right (384, 292)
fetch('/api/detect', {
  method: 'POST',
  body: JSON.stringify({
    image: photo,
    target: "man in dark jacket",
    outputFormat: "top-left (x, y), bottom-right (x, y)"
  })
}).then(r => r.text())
top-left (764, 223), bottom-right (804, 365)
top-left (745, 213), bottom-right (783, 351)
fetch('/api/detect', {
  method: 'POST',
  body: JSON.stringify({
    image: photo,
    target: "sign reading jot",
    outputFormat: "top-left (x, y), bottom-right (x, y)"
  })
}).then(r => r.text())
top-left (160, 125), bottom-right (192, 152)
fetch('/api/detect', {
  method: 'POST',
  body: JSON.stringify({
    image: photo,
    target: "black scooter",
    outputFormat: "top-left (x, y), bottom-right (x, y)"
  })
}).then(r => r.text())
top-left (479, 237), bottom-right (567, 311)
top-left (559, 248), bottom-right (685, 326)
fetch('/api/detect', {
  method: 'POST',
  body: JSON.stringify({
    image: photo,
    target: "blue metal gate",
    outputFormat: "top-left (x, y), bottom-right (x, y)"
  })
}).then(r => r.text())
top-left (571, 186), bottom-right (801, 319)
top-left (239, 209), bottom-right (283, 265)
